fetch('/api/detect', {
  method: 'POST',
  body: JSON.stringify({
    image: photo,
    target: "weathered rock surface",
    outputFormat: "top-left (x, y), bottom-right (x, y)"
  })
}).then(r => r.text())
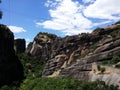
top-left (26, 23), bottom-right (120, 88)
top-left (26, 32), bottom-right (60, 60)
top-left (0, 24), bottom-right (24, 86)
top-left (89, 64), bottom-right (120, 89)
top-left (14, 38), bottom-right (26, 53)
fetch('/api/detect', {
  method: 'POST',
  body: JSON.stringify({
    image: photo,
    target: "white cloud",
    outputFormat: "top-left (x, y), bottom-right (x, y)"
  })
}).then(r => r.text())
top-left (83, 0), bottom-right (120, 20)
top-left (45, 0), bottom-right (62, 7)
top-left (37, 0), bottom-right (92, 35)
top-left (8, 26), bottom-right (26, 33)
top-left (82, 0), bottom-right (95, 4)
top-left (44, 0), bottom-right (54, 7)
top-left (37, 0), bottom-right (120, 36)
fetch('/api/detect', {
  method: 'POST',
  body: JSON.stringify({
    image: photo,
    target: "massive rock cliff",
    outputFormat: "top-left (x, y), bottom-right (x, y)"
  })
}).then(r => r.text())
top-left (0, 24), bottom-right (24, 86)
top-left (26, 23), bottom-right (120, 89)
top-left (14, 38), bottom-right (26, 53)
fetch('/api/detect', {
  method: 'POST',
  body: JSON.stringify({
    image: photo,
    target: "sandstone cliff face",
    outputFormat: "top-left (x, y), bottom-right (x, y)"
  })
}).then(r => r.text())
top-left (26, 24), bottom-right (120, 88)
top-left (0, 24), bottom-right (24, 86)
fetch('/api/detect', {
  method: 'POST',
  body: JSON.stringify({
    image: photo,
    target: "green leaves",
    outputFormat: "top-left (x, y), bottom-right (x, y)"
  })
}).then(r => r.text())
top-left (20, 78), bottom-right (118, 90)
top-left (17, 53), bottom-right (46, 78)
top-left (101, 56), bottom-right (120, 65)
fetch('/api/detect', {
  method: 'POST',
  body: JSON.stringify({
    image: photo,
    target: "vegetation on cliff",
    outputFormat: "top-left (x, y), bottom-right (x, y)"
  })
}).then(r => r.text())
top-left (17, 53), bottom-right (46, 78)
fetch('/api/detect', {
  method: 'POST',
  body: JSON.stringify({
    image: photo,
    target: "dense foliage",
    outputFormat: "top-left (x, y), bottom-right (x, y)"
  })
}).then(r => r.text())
top-left (0, 78), bottom-right (118, 90)
top-left (20, 78), bottom-right (118, 90)
top-left (17, 53), bottom-right (46, 78)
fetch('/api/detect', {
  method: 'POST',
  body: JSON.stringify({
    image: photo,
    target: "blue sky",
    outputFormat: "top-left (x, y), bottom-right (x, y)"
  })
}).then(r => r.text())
top-left (0, 0), bottom-right (120, 45)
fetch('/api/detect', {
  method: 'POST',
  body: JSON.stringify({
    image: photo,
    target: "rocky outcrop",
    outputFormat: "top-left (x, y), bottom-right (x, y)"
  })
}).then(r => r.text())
top-left (26, 32), bottom-right (60, 60)
top-left (104, 24), bottom-right (120, 30)
top-left (90, 73), bottom-right (120, 88)
top-left (58, 24), bottom-right (120, 88)
top-left (26, 23), bottom-right (120, 88)
top-left (0, 24), bottom-right (24, 86)
top-left (42, 54), bottom-right (68, 76)
top-left (14, 39), bottom-right (26, 53)
top-left (89, 63), bottom-right (120, 89)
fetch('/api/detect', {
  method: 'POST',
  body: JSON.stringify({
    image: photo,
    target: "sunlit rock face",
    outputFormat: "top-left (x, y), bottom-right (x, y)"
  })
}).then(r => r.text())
top-left (0, 24), bottom-right (24, 86)
top-left (26, 32), bottom-right (60, 60)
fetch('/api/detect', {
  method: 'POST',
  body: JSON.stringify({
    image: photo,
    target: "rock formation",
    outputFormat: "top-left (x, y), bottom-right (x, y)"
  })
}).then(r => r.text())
top-left (26, 23), bottom-right (120, 89)
top-left (26, 32), bottom-right (60, 60)
top-left (14, 38), bottom-right (26, 53)
top-left (0, 24), bottom-right (24, 86)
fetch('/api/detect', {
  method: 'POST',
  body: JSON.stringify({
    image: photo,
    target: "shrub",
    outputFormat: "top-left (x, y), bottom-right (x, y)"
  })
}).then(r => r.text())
top-left (90, 44), bottom-right (98, 50)
top-left (100, 67), bottom-right (105, 73)
top-left (97, 65), bottom-right (101, 71)
top-left (111, 56), bottom-right (120, 64)
top-left (93, 27), bottom-right (102, 32)
top-left (101, 56), bottom-right (120, 65)
top-left (97, 65), bottom-right (106, 73)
